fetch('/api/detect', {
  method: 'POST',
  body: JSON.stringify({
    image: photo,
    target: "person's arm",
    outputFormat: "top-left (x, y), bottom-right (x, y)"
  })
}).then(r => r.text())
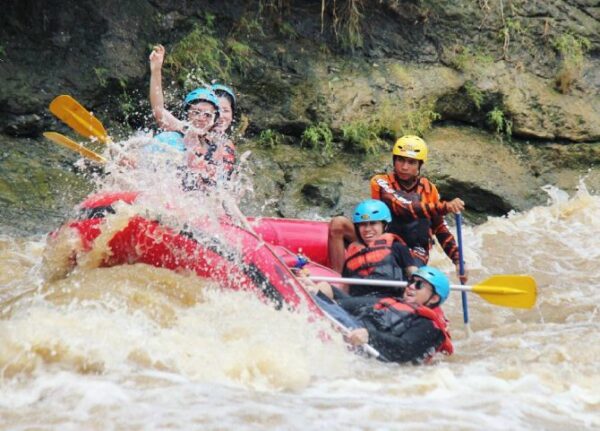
top-left (363, 318), bottom-right (444, 363)
top-left (149, 44), bottom-right (184, 132)
top-left (328, 216), bottom-right (356, 274)
top-left (431, 215), bottom-right (468, 282)
top-left (431, 216), bottom-right (459, 264)
top-left (370, 175), bottom-right (463, 220)
top-left (297, 273), bottom-right (335, 299)
top-left (392, 242), bottom-right (418, 277)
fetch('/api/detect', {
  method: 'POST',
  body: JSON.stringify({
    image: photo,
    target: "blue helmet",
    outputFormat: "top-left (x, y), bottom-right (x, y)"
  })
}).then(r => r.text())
top-left (412, 266), bottom-right (450, 304)
top-left (211, 83), bottom-right (236, 112)
top-left (184, 88), bottom-right (221, 113)
top-left (352, 199), bottom-right (392, 224)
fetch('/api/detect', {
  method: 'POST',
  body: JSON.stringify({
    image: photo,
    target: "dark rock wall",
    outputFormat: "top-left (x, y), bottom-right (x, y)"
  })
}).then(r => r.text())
top-left (0, 0), bottom-right (598, 232)
top-left (2, 0), bottom-right (598, 134)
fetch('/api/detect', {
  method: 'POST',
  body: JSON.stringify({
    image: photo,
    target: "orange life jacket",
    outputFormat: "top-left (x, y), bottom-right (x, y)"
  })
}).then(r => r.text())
top-left (344, 233), bottom-right (406, 280)
top-left (374, 297), bottom-right (453, 356)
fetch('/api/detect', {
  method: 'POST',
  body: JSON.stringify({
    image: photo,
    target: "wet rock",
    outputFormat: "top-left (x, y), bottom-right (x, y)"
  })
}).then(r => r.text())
top-left (0, 0), bottom-right (598, 228)
top-left (238, 147), bottom-right (286, 217)
top-left (434, 63), bottom-right (600, 142)
top-left (499, 67), bottom-right (600, 142)
top-left (521, 140), bottom-right (600, 194)
top-left (0, 134), bottom-right (93, 234)
top-left (156, 11), bottom-right (185, 31)
top-left (425, 126), bottom-right (546, 214)
top-left (3, 114), bottom-right (44, 137)
top-left (300, 181), bottom-right (342, 208)
top-left (51, 31), bottom-right (72, 48)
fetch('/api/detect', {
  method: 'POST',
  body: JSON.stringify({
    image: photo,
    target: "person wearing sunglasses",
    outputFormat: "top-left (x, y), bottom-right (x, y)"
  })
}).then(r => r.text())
top-left (344, 265), bottom-right (453, 364)
top-left (149, 45), bottom-right (236, 188)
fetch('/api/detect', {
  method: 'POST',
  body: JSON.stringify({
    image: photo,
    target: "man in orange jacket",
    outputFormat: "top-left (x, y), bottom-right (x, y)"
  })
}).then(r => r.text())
top-left (328, 135), bottom-right (467, 282)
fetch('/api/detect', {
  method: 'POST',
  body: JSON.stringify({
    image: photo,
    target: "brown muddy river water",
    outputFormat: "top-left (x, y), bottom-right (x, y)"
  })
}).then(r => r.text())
top-left (0, 143), bottom-right (598, 430)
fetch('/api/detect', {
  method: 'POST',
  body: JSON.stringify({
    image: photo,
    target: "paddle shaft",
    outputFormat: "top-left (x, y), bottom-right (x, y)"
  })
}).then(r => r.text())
top-left (309, 275), bottom-right (473, 291)
top-left (322, 312), bottom-right (380, 358)
top-left (456, 213), bottom-right (469, 324)
top-left (308, 274), bottom-right (536, 310)
top-left (43, 132), bottom-right (106, 163)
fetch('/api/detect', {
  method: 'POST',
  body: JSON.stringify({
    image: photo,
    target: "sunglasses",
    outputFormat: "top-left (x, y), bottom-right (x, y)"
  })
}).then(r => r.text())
top-left (408, 278), bottom-right (429, 291)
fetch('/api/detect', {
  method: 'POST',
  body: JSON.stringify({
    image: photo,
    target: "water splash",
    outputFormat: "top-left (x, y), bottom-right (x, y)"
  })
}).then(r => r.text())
top-left (1, 167), bottom-right (599, 428)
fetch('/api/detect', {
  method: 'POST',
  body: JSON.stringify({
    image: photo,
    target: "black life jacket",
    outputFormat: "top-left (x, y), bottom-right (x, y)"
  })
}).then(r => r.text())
top-left (372, 298), bottom-right (453, 356)
top-left (387, 177), bottom-right (432, 251)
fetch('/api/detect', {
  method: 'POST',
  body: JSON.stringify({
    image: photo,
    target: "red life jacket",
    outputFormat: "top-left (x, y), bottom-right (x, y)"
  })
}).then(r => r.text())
top-left (374, 297), bottom-right (453, 356)
top-left (221, 141), bottom-right (236, 177)
top-left (344, 233), bottom-right (406, 281)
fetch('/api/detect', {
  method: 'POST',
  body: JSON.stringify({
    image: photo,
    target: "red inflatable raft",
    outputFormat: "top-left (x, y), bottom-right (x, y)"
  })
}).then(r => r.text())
top-left (54, 191), bottom-right (339, 313)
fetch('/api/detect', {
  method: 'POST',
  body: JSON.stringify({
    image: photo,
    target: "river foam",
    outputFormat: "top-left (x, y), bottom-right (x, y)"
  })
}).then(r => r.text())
top-left (1, 178), bottom-right (598, 429)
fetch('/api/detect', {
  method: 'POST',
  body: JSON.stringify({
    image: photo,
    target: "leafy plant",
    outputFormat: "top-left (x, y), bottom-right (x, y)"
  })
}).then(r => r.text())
top-left (277, 21), bottom-right (298, 39)
top-left (464, 81), bottom-right (484, 110)
top-left (118, 91), bottom-right (136, 121)
top-left (166, 12), bottom-right (259, 87)
top-left (225, 39), bottom-right (255, 75)
top-left (401, 105), bottom-right (441, 137)
top-left (256, 0), bottom-right (364, 50)
top-left (389, 64), bottom-right (414, 88)
top-left (302, 122), bottom-right (334, 159)
top-left (487, 106), bottom-right (512, 136)
top-left (204, 11), bottom-right (216, 28)
top-left (165, 17), bottom-right (230, 85)
top-left (499, 17), bottom-right (525, 60)
top-left (552, 33), bottom-right (591, 93)
top-left (257, 129), bottom-right (282, 148)
top-left (375, 98), bottom-right (441, 138)
top-left (331, 0), bottom-right (364, 51)
top-left (233, 16), bottom-right (265, 37)
top-left (448, 46), bottom-right (493, 72)
top-left (93, 67), bottom-right (110, 87)
top-left (341, 121), bottom-right (385, 155)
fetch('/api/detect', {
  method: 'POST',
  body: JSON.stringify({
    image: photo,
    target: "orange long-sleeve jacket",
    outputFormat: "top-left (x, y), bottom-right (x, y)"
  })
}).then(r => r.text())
top-left (370, 173), bottom-right (459, 264)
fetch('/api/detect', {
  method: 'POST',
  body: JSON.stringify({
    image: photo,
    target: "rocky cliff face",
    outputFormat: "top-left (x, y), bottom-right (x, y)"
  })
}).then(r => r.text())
top-left (1, 0), bottom-right (598, 231)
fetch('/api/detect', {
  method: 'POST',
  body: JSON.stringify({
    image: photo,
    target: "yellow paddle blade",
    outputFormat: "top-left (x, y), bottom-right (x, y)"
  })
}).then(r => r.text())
top-left (471, 275), bottom-right (537, 309)
top-left (43, 132), bottom-right (106, 164)
top-left (49, 95), bottom-right (109, 144)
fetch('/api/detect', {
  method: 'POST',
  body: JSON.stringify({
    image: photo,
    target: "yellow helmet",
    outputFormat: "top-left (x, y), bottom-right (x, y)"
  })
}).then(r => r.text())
top-left (392, 135), bottom-right (428, 162)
